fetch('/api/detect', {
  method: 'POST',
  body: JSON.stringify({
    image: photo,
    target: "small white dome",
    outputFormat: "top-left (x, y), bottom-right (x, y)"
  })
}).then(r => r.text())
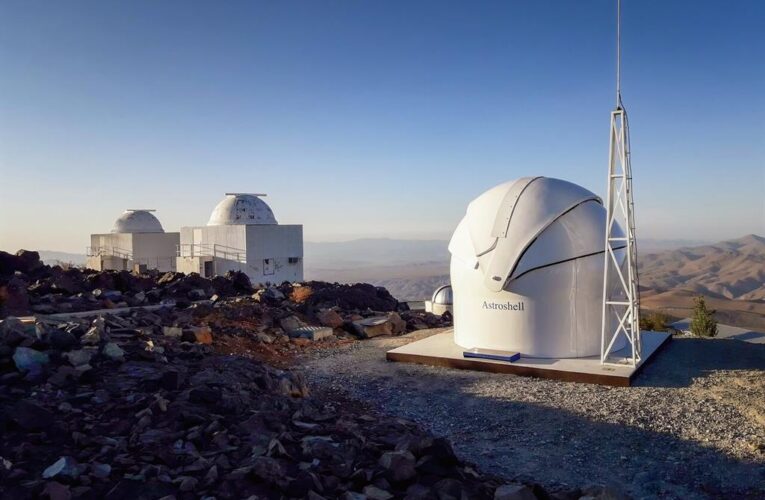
top-left (112, 210), bottom-right (164, 233)
top-left (207, 193), bottom-right (277, 226)
top-left (432, 285), bottom-right (453, 305)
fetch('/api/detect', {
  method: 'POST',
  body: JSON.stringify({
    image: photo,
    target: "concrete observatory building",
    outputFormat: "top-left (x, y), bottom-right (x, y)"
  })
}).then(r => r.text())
top-left (448, 177), bottom-right (626, 358)
top-left (176, 193), bottom-right (303, 285)
top-left (86, 209), bottom-right (180, 272)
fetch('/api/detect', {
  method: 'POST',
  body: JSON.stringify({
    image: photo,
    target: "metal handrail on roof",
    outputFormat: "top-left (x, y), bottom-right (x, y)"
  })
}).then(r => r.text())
top-left (177, 243), bottom-right (246, 263)
top-left (86, 246), bottom-right (133, 260)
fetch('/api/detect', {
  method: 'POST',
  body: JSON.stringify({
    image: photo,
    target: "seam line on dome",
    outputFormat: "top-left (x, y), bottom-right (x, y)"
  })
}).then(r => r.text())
top-left (505, 198), bottom-right (604, 284)
top-left (509, 245), bottom-right (627, 284)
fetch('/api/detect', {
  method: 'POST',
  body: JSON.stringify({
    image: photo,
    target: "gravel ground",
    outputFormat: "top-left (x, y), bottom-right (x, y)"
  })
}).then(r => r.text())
top-left (300, 329), bottom-right (765, 500)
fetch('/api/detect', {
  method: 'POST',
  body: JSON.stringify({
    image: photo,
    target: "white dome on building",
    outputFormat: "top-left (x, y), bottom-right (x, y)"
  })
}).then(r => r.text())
top-left (448, 176), bottom-right (626, 358)
top-left (432, 285), bottom-right (453, 305)
top-left (112, 210), bottom-right (165, 234)
top-left (207, 193), bottom-right (277, 226)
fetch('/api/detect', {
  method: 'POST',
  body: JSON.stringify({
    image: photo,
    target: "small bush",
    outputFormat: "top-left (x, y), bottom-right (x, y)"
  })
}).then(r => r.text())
top-left (640, 311), bottom-right (671, 331)
top-left (690, 296), bottom-right (718, 337)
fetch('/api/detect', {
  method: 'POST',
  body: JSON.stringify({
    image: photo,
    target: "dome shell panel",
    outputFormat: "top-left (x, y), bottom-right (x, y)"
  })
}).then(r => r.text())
top-left (112, 210), bottom-right (165, 234)
top-left (462, 177), bottom-right (601, 292)
top-left (207, 194), bottom-right (277, 226)
top-left (510, 199), bottom-right (624, 280)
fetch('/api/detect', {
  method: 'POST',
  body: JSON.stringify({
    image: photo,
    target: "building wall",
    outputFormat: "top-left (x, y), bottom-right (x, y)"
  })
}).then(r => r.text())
top-left (86, 254), bottom-right (129, 271)
top-left (245, 224), bottom-right (303, 285)
top-left (89, 232), bottom-right (178, 272)
top-left (131, 232), bottom-right (180, 272)
top-left (176, 224), bottom-right (303, 284)
top-left (90, 233), bottom-right (133, 257)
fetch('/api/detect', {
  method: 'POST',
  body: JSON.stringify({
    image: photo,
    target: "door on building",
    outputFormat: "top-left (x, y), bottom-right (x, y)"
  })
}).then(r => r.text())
top-left (203, 260), bottom-right (213, 278)
top-left (263, 258), bottom-right (275, 276)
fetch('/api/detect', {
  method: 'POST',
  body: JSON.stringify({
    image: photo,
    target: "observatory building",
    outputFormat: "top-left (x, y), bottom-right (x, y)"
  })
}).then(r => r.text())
top-left (425, 285), bottom-right (453, 316)
top-left (448, 177), bottom-right (626, 358)
top-left (86, 210), bottom-right (180, 272)
top-left (176, 193), bottom-right (303, 285)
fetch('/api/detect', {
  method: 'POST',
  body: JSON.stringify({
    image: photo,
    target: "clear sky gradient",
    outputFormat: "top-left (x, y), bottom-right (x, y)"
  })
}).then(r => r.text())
top-left (1, 0), bottom-right (763, 253)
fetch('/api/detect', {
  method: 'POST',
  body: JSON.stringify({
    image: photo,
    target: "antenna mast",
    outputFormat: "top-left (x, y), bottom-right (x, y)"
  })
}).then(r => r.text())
top-left (601, 0), bottom-right (641, 365)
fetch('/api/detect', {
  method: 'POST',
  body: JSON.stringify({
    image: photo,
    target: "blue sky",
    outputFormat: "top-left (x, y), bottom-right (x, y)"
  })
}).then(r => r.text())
top-left (1, 0), bottom-right (763, 253)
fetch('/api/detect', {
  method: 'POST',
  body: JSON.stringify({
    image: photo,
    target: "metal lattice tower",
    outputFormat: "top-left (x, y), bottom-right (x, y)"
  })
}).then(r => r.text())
top-left (601, 0), bottom-right (641, 365)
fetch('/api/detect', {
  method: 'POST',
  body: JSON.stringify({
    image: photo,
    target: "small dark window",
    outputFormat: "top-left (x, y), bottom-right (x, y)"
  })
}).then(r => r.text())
top-left (288, 257), bottom-right (300, 264)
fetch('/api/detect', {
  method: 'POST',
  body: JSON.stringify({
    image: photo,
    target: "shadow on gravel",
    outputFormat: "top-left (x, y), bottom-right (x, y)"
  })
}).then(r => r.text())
top-left (366, 363), bottom-right (765, 499)
top-left (636, 336), bottom-right (765, 388)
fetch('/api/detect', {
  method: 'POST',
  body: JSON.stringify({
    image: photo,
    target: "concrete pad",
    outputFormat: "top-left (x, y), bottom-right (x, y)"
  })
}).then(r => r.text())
top-left (386, 329), bottom-right (671, 386)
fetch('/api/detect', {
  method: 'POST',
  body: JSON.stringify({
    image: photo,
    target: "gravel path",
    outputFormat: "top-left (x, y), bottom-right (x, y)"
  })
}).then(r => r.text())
top-left (300, 329), bottom-right (765, 499)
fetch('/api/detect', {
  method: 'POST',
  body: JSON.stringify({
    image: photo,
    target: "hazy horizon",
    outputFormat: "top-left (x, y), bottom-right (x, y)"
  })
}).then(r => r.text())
top-left (1, 0), bottom-right (763, 252)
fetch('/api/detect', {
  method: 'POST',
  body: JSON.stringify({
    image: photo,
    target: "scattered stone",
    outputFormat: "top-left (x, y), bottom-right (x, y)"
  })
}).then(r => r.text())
top-left (163, 326), bottom-right (183, 338)
top-left (102, 342), bottom-right (125, 361)
top-left (379, 450), bottom-right (417, 482)
top-left (363, 484), bottom-right (394, 500)
top-left (64, 349), bottom-right (93, 367)
top-left (42, 481), bottom-right (71, 500)
top-left (80, 326), bottom-right (101, 345)
top-left (190, 326), bottom-right (213, 344)
top-left (43, 456), bottom-right (82, 479)
top-left (9, 400), bottom-right (53, 430)
top-left (12, 346), bottom-right (49, 372)
top-left (494, 483), bottom-right (536, 500)
top-left (352, 316), bottom-right (395, 338)
top-left (316, 308), bottom-right (344, 328)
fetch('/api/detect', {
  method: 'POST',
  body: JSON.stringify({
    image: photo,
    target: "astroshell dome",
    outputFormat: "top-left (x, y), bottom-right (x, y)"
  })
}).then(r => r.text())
top-left (448, 176), bottom-right (626, 358)
top-left (111, 210), bottom-right (164, 234)
top-left (207, 193), bottom-right (277, 226)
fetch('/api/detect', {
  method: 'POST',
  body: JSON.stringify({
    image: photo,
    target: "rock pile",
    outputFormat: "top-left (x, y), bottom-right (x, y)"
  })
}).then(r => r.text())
top-left (0, 312), bottom-right (563, 500)
top-left (0, 251), bottom-right (451, 339)
top-left (0, 250), bottom-right (257, 317)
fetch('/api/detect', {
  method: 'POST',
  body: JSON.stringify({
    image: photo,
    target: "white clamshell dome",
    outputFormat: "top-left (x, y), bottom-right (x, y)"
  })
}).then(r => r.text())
top-left (207, 193), bottom-right (277, 226)
top-left (448, 177), bottom-right (626, 358)
top-left (112, 210), bottom-right (165, 234)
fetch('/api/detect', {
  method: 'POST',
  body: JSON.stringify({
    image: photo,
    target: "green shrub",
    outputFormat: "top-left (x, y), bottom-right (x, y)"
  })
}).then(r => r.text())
top-left (639, 311), bottom-right (670, 331)
top-left (690, 296), bottom-right (718, 337)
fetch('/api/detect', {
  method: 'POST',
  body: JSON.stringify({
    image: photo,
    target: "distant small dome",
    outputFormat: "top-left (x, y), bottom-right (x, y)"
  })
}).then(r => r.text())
top-left (207, 193), bottom-right (277, 226)
top-left (432, 285), bottom-right (453, 305)
top-left (112, 210), bottom-right (164, 233)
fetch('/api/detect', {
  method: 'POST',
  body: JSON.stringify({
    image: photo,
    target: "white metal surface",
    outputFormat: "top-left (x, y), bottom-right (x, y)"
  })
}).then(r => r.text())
top-left (600, 0), bottom-right (641, 365)
top-left (112, 209), bottom-right (165, 234)
top-left (449, 177), bottom-right (625, 358)
top-left (432, 285), bottom-right (453, 305)
top-left (207, 193), bottom-right (277, 226)
top-left (87, 231), bottom-right (179, 272)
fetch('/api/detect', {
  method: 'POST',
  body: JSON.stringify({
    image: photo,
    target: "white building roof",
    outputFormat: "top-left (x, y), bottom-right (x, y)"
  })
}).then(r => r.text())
top-left (207, 193), bottom-right (277, 226)
top-left (112, 209), bottom-right (165, 234)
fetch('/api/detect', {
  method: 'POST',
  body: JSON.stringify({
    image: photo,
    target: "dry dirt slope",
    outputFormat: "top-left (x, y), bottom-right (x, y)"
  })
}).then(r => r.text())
top-left (639, 234), bottom-right (765, 301)
top-left (639, 235), bottom-right (765, 329)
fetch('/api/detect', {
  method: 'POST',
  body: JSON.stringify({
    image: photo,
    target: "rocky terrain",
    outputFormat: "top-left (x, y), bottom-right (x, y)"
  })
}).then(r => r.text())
top-left (2, 249), bottom-right (606, 499)
top-left (303, 331), bottom-right (765, 500)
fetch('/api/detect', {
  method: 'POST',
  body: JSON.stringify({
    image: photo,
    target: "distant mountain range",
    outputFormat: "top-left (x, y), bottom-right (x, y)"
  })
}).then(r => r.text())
top-left (25, 235), bottom-right (765, 329)
top-left (640, 234), bottom-right (765, 301)
top-left (639, 235), bottom-right (765, 329)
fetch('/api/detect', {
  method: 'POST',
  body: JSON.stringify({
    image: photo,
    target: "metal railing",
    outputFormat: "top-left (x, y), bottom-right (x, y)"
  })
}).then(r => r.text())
top-left (177, 243), bottom-right (246, 263)
top-left (86, 246), bottom-right (133, 260)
